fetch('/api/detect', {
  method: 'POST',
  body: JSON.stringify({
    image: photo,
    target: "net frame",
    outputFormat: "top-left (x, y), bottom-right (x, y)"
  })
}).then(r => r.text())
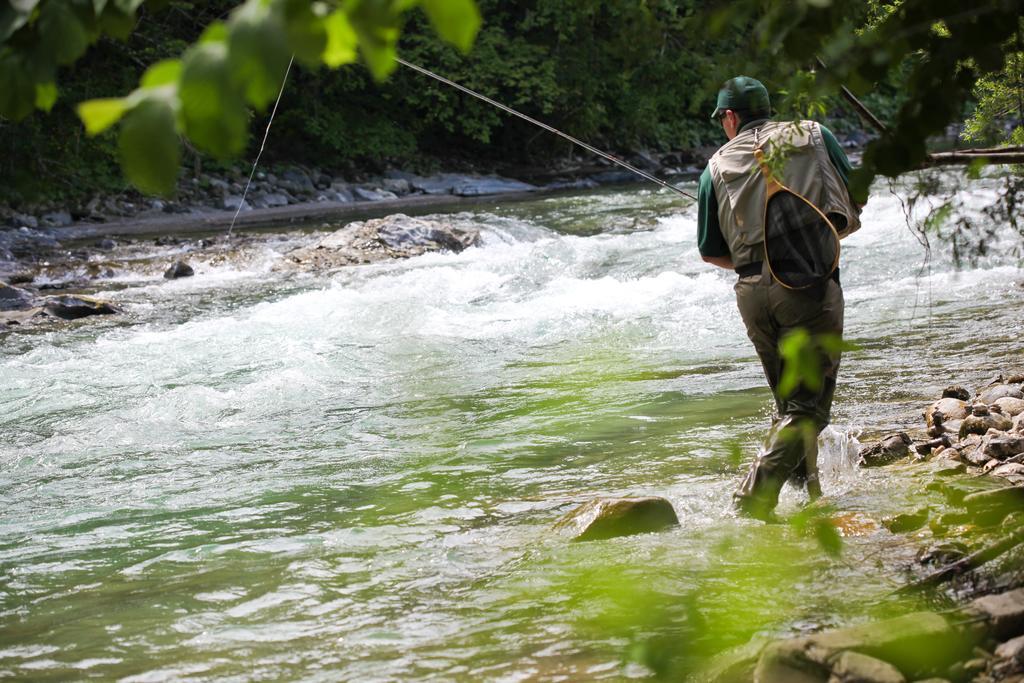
top-left (753, 145), bottom-right (841, 290)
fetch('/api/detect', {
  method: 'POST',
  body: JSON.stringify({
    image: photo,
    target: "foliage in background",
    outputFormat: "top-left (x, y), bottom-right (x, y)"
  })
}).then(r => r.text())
top-left (700, 0), bottom-right (1024, 203)
top-left (0, 0), bottom-right (818, 205)
top-left (3, 0), bottom-right (1023, 214)
top-left (1, 0), bottom-right (482, 196)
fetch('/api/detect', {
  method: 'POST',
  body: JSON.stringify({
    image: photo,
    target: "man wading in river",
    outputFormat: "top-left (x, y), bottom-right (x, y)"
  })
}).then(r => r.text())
top-left (697, 76), bottom-right (862, 521)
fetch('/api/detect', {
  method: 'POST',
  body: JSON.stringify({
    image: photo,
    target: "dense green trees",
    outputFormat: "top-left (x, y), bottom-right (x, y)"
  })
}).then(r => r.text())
top-left (1, 0), bottom-right (1022, 206)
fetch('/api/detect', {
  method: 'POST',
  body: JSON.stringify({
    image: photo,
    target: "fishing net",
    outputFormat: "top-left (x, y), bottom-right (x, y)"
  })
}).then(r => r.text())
top-left (753, 139), bottom-right (840, 291)
top-left (763, 190), bottom-right (840, 290)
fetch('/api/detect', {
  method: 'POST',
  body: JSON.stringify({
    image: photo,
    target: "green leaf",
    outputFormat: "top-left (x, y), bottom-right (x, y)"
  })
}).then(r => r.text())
top-left (77, 97), bottom-right (129, 135)
top-left (118, 96), bottom-right (181, 196)
top-left (421, 0), bottom-right (480, 53)
top-left (0, 0), bottom-right (38, 43)
top-left (227, 0), bottom-right (291, 109)
top-left (0, 54), bottom-right (36, 120)
top-left (278, 0), bottom-right (327, 66)
top-left (38, 1), bottom-right (91, 65)
top-left (199, 20), bottom-right (229, 44)
top-left (34, 81), bottom-right (58, 111)
top-left (813, 518), bottom-right (842, 557)
top-left (178, 43), bottom-right (248, 157)
top-left (99, 2), bottom-right (139, 40)
top-left (322, 9), bottom-right (357, 68)
top-left (346, 0), bottom-right (401, 81)
top-left (140, 59), bottom-right (182, 88)
top-left (112, 0), bottom-right (146, 12)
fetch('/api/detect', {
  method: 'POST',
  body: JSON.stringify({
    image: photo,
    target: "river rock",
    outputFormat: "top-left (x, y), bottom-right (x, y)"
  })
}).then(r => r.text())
top-left (962, 486), bottom-right (1024, 520)
top-left (967, 588), bottom-right (1024, 640)
top-left (40, 210), bottom-right (72, 227)
top-left (960, 413), bottom-right (1013, 438)
top-left (352, 187), bottom-right (398, 202)
top-left (995, 397), bottom-right (1024, 417)
top-left (0, 283), bottom-right (37, 310)
top-left (926, 398), bottom-right (967, 429)
top-left (984, 435), bottom-right (1024, 459)
top-left (858, 433), bottom-right (912, 467)
top-left (42, 295), bottom-right (119, 320)
top-left (828, 651), bottom-right (906, 683)
top-left (8, 212), bottom-right (38, 229)
top-left (164, 261), bottom-right (194, 279)
top-left (754, 612), bottom-right (965, 683)
top-left (279, 169), bottom-right (315, 195)
top-left (410, 174), bottom-right (461, 195)
top-left (1015, 413), bottom-right (1024, 433)
top-left (942, 385), bottom-right (971, 401)
top-left (991, 462), bottom-right (1024, 482)
top-left (546, 178), bottom-right (600, 191)
top-left (957, 434), bottom-right (990, 466)
top-left (553, 496), bottom-right (679, 541)
top-left (979, 384), bottom-right (1024, 404)
top-left (284, 214), bottom-right (480, 271)
top-left (262, 192), bottom-right (290, 207)
top-left (223, 195), bottom-right (251, 212)
top-left (995, 634), bottom-right (1024, 661)
top-left (380, 178), bottom-right (412, 195)
top-left (452, 176), bottom-right (537, 196)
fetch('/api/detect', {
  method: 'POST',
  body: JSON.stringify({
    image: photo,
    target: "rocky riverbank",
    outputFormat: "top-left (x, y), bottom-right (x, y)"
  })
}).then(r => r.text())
top-left (0, 212), bottom-right (485, 330)
top-left (0, 149), bottom-right (709, 236)
top-left (699, 374), bottom-right (1024, 683)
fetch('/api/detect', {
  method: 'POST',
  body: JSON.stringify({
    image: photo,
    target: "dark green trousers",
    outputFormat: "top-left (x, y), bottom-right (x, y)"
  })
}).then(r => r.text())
top-left (732, 268), bottom-right (844, 520)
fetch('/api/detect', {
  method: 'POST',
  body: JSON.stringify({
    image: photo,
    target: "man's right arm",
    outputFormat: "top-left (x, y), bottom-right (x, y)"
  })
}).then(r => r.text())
top-left (697, 167), bottom-right (733, 269)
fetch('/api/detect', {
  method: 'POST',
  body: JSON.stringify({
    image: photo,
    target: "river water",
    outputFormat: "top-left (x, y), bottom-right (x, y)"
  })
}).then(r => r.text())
top-left (2, 173), bottom-right (1023, 680)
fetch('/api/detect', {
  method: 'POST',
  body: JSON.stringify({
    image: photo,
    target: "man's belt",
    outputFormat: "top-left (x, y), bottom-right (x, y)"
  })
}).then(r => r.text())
top-left (735, 261), bottom-right (841, 285)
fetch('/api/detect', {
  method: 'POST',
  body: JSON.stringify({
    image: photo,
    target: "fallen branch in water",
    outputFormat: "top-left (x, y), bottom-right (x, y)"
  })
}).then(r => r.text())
top-left (923, 147), bottom-right (1024, 166)
top-left (897, 524), bottom-right (1024, 595)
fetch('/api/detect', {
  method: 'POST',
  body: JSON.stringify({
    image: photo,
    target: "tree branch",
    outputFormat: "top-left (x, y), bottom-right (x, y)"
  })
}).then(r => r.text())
top-left (923, 147), bottom-right (1024, 166)
top-left (896, 524), bottom-right (1024, 594)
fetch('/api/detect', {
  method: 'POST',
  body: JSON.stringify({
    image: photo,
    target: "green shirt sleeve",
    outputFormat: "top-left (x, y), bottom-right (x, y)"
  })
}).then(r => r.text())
top-left (697, 166), bottom-right (729, 258)
top-left (820, 125), bottom-right (852, 187)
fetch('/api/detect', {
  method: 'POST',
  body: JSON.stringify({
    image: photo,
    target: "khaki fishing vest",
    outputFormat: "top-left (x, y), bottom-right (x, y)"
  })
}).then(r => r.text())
top-left (707, 120), bottom-right (861, 269)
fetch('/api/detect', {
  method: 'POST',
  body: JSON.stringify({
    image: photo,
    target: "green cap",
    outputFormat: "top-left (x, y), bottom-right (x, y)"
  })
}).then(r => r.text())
top-left (710, 76), bottom-right (771, 121)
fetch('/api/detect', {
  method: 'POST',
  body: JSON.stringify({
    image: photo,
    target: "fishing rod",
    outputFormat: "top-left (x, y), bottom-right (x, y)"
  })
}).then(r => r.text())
top-left (395, 57), bottom-right (698, 201)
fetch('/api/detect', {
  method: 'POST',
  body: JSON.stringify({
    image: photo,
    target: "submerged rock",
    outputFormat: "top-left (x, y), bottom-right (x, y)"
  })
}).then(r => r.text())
top-left (829, 651), bottom-right (906, 683)
top-left (164, 261), bottom-right (195, 279)
top-left (858, 433), bottom-right (912, 467)
top-left (42, 295), bottom-right (119, 320)
top-left (0, 283), bottom-right (37, 310)
top-left (754, 612), bottom-right (965, 683)
top-left (553, 496), bottom-right (679, 542)
top-left (882, 508), bottom-right (930, 533)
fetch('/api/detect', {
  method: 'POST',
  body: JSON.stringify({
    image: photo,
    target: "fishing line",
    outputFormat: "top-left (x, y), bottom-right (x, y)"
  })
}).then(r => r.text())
top-left (395, 57), bottom-right (697, 201)
top-left (228, 54), bottom-right (295, 237)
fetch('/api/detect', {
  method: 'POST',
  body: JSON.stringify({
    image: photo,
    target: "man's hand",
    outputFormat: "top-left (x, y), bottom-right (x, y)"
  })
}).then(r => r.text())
top-left (702, 254), bottom-right (735, 270)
